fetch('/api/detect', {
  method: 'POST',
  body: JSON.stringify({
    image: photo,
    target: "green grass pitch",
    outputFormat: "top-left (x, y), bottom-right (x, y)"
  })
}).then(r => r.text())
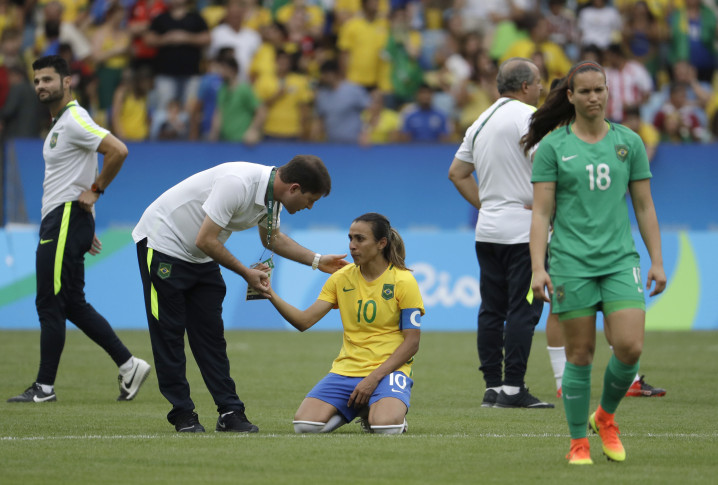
top-left (2, 330), bottom-right (717, 484)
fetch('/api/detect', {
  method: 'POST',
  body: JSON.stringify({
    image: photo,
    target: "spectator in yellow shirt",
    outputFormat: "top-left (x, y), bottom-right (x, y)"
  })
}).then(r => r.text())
top-left (708, 92), bottom-right (718, 139)
top-left (332, 0), bottom-right (389, 31)
top-left (359, 88), bottom-right (401, 145)
top-left (0, 0), bottom-right (22, 40)
top-left (623, 104), bottom-right (660, 161)
top-left (244, 0), bottom-right (273, 31)
top-left (276, 0), bottom-right (325, 39)
top-left (337, 0), bottom-right (388, 89)
top-left (501, 15), bottom-right (572, 85)
top-left (112, 66), bottom-right (153, 142)
top-left (249, 22), bottom-right (288, 82)
top-left (254, 50), bottom-right (313, 140)
top-left (37, 0), bottom-right (89, 27)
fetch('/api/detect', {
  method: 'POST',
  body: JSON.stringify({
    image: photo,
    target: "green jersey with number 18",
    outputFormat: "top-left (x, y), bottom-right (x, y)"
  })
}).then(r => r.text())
top-left (531, 122), bottom-right (652, 277)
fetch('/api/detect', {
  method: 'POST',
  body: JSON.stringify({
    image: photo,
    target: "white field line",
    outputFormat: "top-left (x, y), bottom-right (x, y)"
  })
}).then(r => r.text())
top-left (1, 432), bottom-right (717, 442)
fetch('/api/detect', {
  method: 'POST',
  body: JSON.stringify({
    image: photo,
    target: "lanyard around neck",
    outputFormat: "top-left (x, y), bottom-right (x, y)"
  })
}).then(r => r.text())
top-left (471, 98), bottom-right (516, 149)
top-left (52, 100), bottom-right (76, 127)
top-left (265, 168), bottom-right (278, 250)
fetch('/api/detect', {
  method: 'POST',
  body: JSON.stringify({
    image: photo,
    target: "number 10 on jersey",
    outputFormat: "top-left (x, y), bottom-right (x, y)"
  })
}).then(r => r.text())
top-left (356, 299), bottom-right (377, 323)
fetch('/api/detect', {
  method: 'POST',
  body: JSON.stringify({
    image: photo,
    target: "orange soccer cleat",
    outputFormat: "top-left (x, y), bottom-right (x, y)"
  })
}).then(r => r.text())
top-left (566, 437), bottom-right (593, 465)
top-left (589, 407), bottom-right (626, 462)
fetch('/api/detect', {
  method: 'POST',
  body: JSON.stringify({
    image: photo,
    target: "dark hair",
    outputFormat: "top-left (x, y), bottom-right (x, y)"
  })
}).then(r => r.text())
top-left (1, 26), bottom-right (21, 42)
top-left (320, 59), bottom-right (339, 74)
top-left (669, 81), bottom-right (689, 95)
top-left (8, 64), bottom-right (27, 79)
top-left (496, 58), bottom-right (536, 95)
top-left (580, 44), bottom-right (603, 64)
top-left (271, 20), bottom-right (287, 37)
top-left (623, 104), bottom-right (640, 118)
top-left (32, 55), bottom-right (70, 78)
top-left (215, 47), bottom-right (235, 62)
top-left (106, 2), bottom-right (124, 18)
top-left (353, 213), bottom-right (407, 270)
top-left (278, 155), bottom-right (332, 196)
top-left (606, 43), bottom-right (624, 57)
top-left (219, 56), bottom-right (239, 73)
top-left (521, 61), bottom-right (605, 154)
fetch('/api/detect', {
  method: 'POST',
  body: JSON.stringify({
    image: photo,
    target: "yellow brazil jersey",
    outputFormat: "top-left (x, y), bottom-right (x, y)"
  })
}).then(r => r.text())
top-left (338, 16), bottom-right (389, 87)
top-left (638, 121), bottom-right (659, 150)
top-left (200, 5), bottom-right (226, 30)
top-left (276, 4), bottom-right (325, 31)
top-left (249, 43), bottom-right (277, 81)
top-left (244, 7), bottom-right (273, 31)
top-left (0, 4), bottom-right (20, 39)
top-left (707, 93), bottom-right (718, 123)
top-left (500, 40), bottom-right (572, 84)
top-left (118, 92), bottom-right (149, 141)
top-left (318, 264), bottom-right (424, 378)
top-left (38, 0), bottom-right (88, 23)
top-left (100, 33), bottom-right (130, 69)
top-left (613, 0), bottom-right (680, 21)
top-left (255, 72), bottom-right (313, 137)
top-left (333, 0), bottom-right (390, 18)
top-left (361, 108), bottom-right (401, 144)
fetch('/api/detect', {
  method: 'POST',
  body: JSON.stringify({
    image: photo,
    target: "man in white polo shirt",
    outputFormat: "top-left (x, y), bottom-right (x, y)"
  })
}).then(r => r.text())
top-left (448, 58), bottom-right (553, 409)
top-left (8, 55), bottom-right (151, 404)
top-left (133, 155), bottom-right (348, 433)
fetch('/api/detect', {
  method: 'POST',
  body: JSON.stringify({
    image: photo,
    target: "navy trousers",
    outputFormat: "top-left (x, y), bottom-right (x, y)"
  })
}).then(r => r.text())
top-left (475, 241), bottom-right (544, 388)
top-left (35, 201), bottom-right (131, 385)
top-left (136, 238), bottom-right (245, 425)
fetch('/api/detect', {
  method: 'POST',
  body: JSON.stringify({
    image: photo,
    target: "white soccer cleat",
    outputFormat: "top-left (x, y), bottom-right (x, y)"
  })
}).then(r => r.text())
top-left (117, 358), bottom-right (151, 401)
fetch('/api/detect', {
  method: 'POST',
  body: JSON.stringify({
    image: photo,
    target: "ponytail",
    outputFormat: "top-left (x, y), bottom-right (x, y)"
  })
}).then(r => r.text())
top-left (386, 228), bottom-right (407, 271)
top-left (521, 61), bottom-right (606, 154)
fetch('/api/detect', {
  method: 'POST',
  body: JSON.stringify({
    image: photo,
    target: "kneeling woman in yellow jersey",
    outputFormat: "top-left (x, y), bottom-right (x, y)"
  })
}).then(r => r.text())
top-left (268, 213), bottom-right (424, 434)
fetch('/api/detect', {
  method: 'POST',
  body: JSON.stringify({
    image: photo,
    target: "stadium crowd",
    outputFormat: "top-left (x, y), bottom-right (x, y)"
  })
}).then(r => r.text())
top-left (0, 0), bottom-right (717, 148)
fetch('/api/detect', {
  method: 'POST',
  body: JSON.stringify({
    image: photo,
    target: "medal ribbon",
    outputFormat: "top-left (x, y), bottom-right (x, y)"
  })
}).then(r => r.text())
top-left (266, 168), bottom-right (278, 251)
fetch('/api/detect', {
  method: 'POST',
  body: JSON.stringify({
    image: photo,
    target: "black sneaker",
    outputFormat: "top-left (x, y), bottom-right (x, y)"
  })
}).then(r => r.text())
top-left (216, 410), bottom-right (259, 433)
top-left (7, 383), bottom-right (57, 403)
top-left (494, 387), bottom-right (555, 409)
top-left (481, 389), bottom-right (499, 408)
top-left (175, 412), bottom-right (205, 433)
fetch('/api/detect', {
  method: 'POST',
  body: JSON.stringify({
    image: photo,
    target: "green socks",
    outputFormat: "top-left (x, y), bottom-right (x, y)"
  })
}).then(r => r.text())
top-left (601, 355), bottom-right (640, 414)
top-left (562, 356), bottom-right (640, 438)
top-left (562, 362), bottom-right (592, 439)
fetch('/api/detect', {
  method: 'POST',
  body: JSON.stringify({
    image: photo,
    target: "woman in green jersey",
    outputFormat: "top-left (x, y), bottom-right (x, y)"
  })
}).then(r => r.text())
top-left (521, 61), bottom-right (666, 465)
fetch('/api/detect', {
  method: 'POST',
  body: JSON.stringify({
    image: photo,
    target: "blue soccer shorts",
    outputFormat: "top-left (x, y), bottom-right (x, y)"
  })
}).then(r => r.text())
top-left (306, 371), bottom-right (413, 422)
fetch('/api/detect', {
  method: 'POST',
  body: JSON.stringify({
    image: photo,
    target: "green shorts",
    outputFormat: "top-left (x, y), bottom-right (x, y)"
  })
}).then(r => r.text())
top-left (551, 266), bottom-right (646, 320)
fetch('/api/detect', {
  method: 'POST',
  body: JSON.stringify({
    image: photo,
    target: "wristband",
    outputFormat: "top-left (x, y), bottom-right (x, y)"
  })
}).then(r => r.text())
top-left (91, 183), bottom-right (104, 195)
top-left (311, 253), bottom-right (321, 270)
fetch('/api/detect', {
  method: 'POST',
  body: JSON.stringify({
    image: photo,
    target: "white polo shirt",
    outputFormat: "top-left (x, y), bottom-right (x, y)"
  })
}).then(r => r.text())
top-left (208, 24), bottom-right (261, 82)
top-left (41, 100), bottom-right (108, 220)
top-left (454, 97), bottom-right (535, 244)
top-left (132, 162), bottom-right (280, 263)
